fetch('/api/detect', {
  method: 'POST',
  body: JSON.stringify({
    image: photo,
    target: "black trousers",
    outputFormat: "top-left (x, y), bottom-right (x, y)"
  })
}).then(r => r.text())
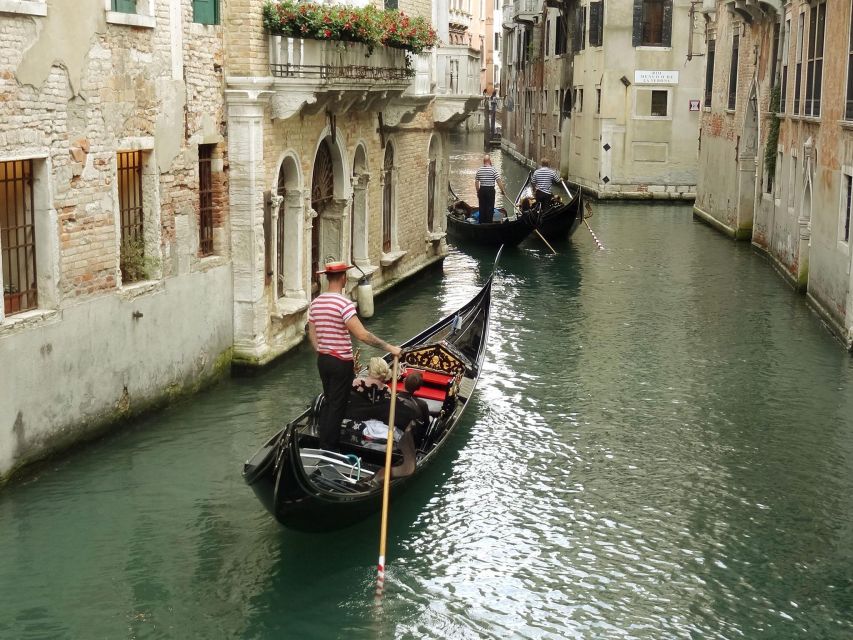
top-left (478, 186), bottom-right (496, 224)
top-left (317, 354), bottom-right (355, 451)
top-left (534, 189), bottom-right (553, 206)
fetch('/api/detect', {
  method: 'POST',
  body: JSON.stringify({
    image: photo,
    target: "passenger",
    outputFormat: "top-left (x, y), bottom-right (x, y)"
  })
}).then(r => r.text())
top-left (396, 373), bottom-right (431, 448)
top-left (353, 357), bottom-right (390, 392)
top-left (308, 261), bottom-right (401, 452)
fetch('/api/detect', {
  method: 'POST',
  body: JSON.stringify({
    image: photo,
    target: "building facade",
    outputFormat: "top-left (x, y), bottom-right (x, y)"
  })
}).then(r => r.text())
top-left (0, 0), bottom-right (232, 481)
top-left (501, 0), bottom-right (704, 199)
top-left (695, 0), bottom-right (853, 349)
top-left (224, 0), bottom-right (480, 367)
top-left (0, 0), bottom-right (473, 482)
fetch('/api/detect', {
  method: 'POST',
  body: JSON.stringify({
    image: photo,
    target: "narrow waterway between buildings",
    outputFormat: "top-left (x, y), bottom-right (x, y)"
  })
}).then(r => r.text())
top-left (2, 134), bottom-right (853, 639)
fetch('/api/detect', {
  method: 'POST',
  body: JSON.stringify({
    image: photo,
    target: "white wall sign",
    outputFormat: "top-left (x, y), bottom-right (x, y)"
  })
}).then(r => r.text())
top-left (634, 70), bottom-right (679, 85)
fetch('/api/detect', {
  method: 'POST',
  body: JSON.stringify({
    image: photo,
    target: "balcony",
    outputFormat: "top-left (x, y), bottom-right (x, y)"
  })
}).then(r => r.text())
top-left (723, 0), bottom-right (783, 21)
top-left (266, 36), bottom-right (414, 120)
top-left (449, 8), bottom-right (472, 31)
top-left (513, 0), bottom-right (540, 23)
top-left (433, 46), bottom-right (483, 128)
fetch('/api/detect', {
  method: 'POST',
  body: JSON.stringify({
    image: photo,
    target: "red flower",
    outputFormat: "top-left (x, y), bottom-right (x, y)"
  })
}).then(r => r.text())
top-left (323, 28), bottom-right (331, 37)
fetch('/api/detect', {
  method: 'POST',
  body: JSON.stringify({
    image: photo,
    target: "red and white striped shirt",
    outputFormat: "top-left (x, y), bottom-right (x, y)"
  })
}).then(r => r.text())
top-left (308, 293), bottom-right (357, 360)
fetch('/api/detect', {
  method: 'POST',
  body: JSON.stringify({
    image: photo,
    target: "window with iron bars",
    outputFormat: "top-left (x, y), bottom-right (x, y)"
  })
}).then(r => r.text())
top-left (1, 159), bottom-right (38, 316)
top-left (198, 145), bottom-right (215, 256)
top-left (117, 151), bottom-right (145, 283)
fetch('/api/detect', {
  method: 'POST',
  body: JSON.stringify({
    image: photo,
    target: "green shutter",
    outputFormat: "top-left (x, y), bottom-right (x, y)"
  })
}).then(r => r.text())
top-left (193, 0), bottom-right (219, 25)
top-left (112, 0), bottom-right (137, 13)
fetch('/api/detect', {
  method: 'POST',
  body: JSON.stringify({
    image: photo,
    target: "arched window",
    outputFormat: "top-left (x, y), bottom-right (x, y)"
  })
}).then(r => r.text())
top-left (382, 145), bottom-right (394, 252)
top-left (311, 140), bottom-right (334, 296)
top-left (275, 164), bottom-right (287, 298)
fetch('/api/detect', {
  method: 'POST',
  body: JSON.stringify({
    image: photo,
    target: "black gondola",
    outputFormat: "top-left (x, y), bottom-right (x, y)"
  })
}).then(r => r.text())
top-left (446, 199), bottom-right (535, 247)
top-left (242, 255), bottom-right (497, 531)
top-left (514, 172), bottom-right (584, 242)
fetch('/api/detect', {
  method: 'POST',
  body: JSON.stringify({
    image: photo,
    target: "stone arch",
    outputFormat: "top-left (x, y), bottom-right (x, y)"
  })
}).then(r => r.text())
top-left (272, 151), bottom-right (305, 299)
top-left (381, 140), bottom-right (397, 253)
top-left (426, 134), bottom-right (440, 233)
top-left (735, 83), bottom-right (759, 238)
top-left (309, 129), bottom-right (349, 296)
top-left (350, 142), bottom-right (370, 266)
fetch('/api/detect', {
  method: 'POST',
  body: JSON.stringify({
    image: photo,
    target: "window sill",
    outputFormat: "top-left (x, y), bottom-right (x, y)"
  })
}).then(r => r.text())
top-left (118, 279), bottom-right (163, 300)
top-left (0, 0), bottom-right (47, 16)
top-left (273, 296), bottom-right (309, 319)
top-left (106, 11), bottom-right (156, 28)
top-left (425, 231), bottom-right (446, 243)
top-left (635, 45), bottom-right (672, 51)
top-left (380, 250), bottom-right (407, 267)
top-left (838, 120), bottom-right (853, 131)
top-left (195, 254), bottom-right (229, 272)
top-left (0, 308), bottom-right (59, 335)
top-left (800, 116), bottom-right (821, 124)
top-left (347, 264), bottom-right (379, 282)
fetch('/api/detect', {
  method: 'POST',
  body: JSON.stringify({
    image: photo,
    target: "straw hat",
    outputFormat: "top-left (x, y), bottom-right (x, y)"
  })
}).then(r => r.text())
top-left (316, 261), bottom-right (352, 275)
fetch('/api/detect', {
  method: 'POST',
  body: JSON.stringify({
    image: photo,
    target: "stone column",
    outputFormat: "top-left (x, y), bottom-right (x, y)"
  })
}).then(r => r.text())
top-left (269, 193), bottom-right (284, 300)
top-left (282, 188), bottom-right (306, 298)
top-left (351, 173), bottom-right (370, 265)
top-left (226, 89), bottom-right (271, 362)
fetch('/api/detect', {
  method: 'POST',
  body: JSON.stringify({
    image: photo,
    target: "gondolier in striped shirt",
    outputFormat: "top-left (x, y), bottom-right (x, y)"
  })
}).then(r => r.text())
top-left (308, 261), bottom-right (401, 452)
top-left (474, 154), bottom-right (506, 224)
top-left (532, 158), bottom-right (561, 206)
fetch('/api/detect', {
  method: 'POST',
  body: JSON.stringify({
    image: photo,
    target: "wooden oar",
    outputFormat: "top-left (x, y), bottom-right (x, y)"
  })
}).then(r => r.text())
top-left (375, 355), bottom-right (400, 602)
top-left (583, 201), bottom-right (605, 250)
top-left (510, 201), bottom-right (557, 255)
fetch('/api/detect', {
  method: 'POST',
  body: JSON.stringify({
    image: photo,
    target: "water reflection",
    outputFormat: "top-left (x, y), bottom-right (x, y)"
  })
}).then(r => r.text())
top-left (2, 141), bottom-right (853, 639)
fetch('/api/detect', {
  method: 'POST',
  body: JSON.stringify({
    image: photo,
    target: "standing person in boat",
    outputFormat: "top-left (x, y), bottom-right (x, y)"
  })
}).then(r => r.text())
top-left (308, 261), bottom-right (401, 452)
top-left (474, 154), bottom-right (506, 224)
top-left (532, 158), bottom-right (562, 207)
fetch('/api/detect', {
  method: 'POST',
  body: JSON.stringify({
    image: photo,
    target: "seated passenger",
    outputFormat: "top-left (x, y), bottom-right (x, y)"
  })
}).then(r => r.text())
top-left (395, 373), bottom-right (431, 448)
top-left (353, 357), bottom-right (390, 395)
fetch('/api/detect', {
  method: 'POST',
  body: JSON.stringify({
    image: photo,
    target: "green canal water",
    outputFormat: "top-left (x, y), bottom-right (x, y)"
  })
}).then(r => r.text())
top-left (2, 135), bottom-right (853, 639)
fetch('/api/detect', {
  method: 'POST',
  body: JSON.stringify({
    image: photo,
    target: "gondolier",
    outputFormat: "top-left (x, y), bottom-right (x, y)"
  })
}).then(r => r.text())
top-left (308, 261), bottom-right (401, 452)
top-left (532, 159), bottom-right (561, 206)
top-left (475, 155), bottom-right (506, 224)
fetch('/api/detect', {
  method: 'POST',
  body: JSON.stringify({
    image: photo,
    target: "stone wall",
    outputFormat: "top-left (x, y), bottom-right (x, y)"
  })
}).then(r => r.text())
top-left (0, 0), bottom-right (233, 482)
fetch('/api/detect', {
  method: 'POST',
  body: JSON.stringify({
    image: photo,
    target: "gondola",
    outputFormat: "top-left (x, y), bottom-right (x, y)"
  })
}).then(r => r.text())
top-left (446, 199), bottom-right (535, 247)
top-left (445, 186), bottom-right (535, 247)
top-left (242, 253), bottom-right (497, 531)
top-left (515, 173), bottom-right (584, 242)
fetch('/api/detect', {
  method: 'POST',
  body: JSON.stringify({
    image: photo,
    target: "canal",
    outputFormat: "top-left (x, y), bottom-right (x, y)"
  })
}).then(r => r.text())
top-left (2, 134), bottom-right (853, 639)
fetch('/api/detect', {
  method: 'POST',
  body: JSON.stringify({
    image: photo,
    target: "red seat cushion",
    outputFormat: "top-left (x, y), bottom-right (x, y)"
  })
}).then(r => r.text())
top-left (413, 386), bottom-right (446, 402)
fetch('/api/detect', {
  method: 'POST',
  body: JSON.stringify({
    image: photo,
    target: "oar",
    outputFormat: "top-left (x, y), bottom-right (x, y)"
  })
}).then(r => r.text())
top-left (375, 355), bottom-right (400, 602)
top-left (448, 182), bottom-right (459, 202)
top-left (583, 200), bottom-right (605, 250)
top-left (509, 201), bottom-right (557, 255)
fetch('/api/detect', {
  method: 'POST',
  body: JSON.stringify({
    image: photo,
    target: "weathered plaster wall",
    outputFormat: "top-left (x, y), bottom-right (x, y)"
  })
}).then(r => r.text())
top-left (0, 266), bottom-right (233, 481)
top-left (0, 1), bottom-right (232, 480)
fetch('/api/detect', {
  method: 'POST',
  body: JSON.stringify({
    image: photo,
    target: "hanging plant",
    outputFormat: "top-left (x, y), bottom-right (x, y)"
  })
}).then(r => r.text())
top-left (262, 1), bottom-right (438, 54)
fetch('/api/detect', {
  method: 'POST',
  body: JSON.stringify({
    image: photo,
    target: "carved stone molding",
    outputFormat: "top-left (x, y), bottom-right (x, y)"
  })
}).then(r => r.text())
top-left (433, 95), bottom-right (482, 129)
top-left (271, 91), bottom-right (318, 121)
top-left (382, 95), bottom-right (434, 128)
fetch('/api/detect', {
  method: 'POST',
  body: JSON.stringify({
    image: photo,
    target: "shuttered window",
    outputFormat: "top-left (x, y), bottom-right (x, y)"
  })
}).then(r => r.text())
top-left (633, 0), bottom-right (672, 47)
top-left (555, 16), bottom-right (567, 55)
top-left (704, 40), bottom-right (715, 107)
top-left (193, 0), bottom-right (219, 25)
top-left (574, 5), bottom-right (586, 52)
top-left (847, 6), bottom-right (853, 119)
top-left (781, 20), bottom-right (790, 113)
top-left (112, 0), bottom-right (137, 13)
top-left (589, 2), bottom-right (604, 48)
top-left (728, 34), bottom-right (739, 110)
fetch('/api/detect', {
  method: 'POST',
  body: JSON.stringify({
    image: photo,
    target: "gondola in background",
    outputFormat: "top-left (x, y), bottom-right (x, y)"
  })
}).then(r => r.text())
top-left (446, 172), bottom-right (584, 248)
top-left (242, 251), bottom-right (498, 531)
